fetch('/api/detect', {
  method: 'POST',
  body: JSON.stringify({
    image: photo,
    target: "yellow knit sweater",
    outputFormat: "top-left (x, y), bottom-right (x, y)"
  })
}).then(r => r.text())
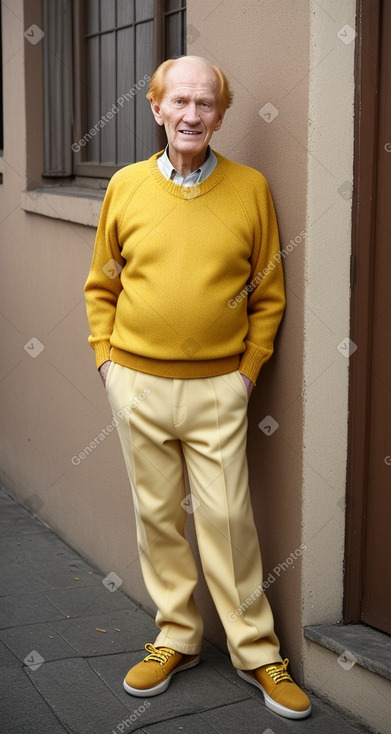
top-left (84, 151), bottom-right (285, 384)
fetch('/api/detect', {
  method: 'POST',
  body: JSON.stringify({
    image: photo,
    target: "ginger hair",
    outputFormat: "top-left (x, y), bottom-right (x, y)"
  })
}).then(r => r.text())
top-left (146, 57), bottom-right (233, 113)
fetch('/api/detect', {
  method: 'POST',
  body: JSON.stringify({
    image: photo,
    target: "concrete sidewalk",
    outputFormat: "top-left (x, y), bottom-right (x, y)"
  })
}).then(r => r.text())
top-left (0, 487), bottom-right (372, 734)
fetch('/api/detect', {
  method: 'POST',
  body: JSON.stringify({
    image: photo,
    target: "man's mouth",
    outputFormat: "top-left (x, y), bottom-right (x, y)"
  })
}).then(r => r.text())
top-left (179, 130), bottom-right (202, 135)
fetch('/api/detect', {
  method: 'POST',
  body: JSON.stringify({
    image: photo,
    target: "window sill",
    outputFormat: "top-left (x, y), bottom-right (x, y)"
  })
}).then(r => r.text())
top-left (304, 623), bottom-right (391, 681)
top-left (21, 186), bottom-right (105, 227)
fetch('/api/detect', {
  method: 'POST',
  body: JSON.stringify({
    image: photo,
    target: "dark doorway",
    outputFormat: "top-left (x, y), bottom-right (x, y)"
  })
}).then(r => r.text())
top-left (344, 0), bottom-right (391, 635)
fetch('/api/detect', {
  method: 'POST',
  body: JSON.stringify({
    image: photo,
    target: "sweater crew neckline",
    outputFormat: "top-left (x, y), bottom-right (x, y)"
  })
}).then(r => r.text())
top-left (149, 150), bottom-right (227, 198)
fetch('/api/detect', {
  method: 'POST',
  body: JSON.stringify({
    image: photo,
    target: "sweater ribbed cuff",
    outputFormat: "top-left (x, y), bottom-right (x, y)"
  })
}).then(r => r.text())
top-left (91, 341), bottom-right (112, 369)
top-left (238, 344), bottom-right (273, 384)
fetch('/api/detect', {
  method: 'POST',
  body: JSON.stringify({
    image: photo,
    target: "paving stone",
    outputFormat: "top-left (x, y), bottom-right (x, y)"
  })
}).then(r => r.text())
top-left (36, 558), bottom-right (104, 590)
top-left (25, 656), bottom-right (129, 734)
top-left (202, 698), bottom-right (307, 733)
top-left (0, 642), bottom-right (68, 734)
top-left (0, 531), bottom-right (103, 590)
top-left (0, 490), bottom-right (375, 734)
top-left (0, 622), bottom-right (76, 663)
top-left (97, 687), bottom-right (153, 734)
top-left (0, 526), bottom-right (91, 566)
top-left (200, 638), bottom-right (239, 680)
top-left (0, 560), bottom-right (47, 596)
top-left (90, 651), bottom-right (249, 720)
top-left (0, 488), bottom-right (17, 504)
top-left (0, 501), bottom-right (48, 536)
top-left (0, 589), bottom-right (68, 629)
top-left (48, 608), bottom-right (157, 656)
top-left (140, 712), bottom-right (231, 733)
top-left (44, 582), bottom-right (138, 619)
top-left (0, 638), bottom-right (20, 670)
top-left (201, 690), bottom-right (371, 734)
top-left (0, 526), bottom-right (73, 562)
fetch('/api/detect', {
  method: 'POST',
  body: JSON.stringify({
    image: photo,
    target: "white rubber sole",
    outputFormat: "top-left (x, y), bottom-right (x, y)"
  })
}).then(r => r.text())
top-left (237, 669), bottom-right (312, 720)
top-left (123, 655), bottom-right (200, 697)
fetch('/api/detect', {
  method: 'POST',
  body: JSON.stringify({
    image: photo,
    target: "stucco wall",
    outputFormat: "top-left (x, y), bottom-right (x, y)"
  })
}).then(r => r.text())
top-left (302, 0), bottom-right (356, 628)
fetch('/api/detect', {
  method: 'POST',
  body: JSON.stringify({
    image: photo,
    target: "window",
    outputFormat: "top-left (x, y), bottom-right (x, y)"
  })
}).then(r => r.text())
top-left (42, 0), bottom-right (186, 181)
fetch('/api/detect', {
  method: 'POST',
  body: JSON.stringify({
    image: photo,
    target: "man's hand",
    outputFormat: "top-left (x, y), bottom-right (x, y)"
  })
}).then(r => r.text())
top-left (240, 373), bottom-right (255, 400)
top-left (99, 360), bottom-right (112, 387)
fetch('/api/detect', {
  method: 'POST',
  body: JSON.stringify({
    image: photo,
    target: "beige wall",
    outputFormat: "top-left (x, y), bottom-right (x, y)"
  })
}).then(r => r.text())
top-left (302, 0), bottom-right (355, 627)
top-left (1, 1), bottom-right (390, 730)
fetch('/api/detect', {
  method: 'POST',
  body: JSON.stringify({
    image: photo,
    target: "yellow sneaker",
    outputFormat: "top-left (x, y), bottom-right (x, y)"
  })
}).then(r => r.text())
top-left (123, 643), bottom-right (200, 697)
top-left (237, 658), bottom-right (312, 719)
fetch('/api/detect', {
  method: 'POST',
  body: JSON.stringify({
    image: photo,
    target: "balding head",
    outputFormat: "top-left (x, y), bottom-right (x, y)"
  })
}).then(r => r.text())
top-left (147, 56), bottom-right (233, 114)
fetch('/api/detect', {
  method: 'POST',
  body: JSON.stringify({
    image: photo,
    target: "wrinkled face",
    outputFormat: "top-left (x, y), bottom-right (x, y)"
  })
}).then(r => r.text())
top-left (150, 60), bottom-right (224, 166)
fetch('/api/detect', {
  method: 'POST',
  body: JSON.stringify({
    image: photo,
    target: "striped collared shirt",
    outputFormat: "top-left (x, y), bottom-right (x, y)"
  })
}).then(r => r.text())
top-left (157, 145), bottom-right (217, 186)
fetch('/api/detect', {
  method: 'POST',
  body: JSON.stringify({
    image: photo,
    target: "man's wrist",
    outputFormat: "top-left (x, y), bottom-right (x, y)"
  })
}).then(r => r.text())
top-left (98, 360), bottom-right (112, 385)
top-left (99, 360), bottom-right (111, 372)
top-left (239, 372), bottom-right (255, 399)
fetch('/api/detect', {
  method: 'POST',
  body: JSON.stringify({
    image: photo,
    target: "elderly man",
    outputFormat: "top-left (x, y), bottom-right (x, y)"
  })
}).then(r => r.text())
top-left (85, 55), bottom-right (311, 720)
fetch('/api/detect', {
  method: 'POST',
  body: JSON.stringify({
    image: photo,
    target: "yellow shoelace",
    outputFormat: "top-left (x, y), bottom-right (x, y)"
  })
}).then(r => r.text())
top-left (265, 658), bottom-right (293, 684)
top-left (143, 643), bottom-right (176, 665)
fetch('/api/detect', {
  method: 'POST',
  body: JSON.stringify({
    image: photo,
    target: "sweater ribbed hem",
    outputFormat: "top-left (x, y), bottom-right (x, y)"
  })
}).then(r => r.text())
top-left (110, 348), bottom-right (240, 378)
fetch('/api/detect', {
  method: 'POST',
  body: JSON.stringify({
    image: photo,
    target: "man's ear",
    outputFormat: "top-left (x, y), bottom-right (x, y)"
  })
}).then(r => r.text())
top-left (150, 99), bottom-right (165, 127)
top-left (214, 113), bottom-right (225, 132)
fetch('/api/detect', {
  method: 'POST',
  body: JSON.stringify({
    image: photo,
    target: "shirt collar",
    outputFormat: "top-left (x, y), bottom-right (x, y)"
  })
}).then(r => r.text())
top-left (157, 145), bottom-right (217, 186)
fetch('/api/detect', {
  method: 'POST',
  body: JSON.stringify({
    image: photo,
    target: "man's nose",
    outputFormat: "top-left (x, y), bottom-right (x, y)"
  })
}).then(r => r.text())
top-left (183, 103), bottom-right (200, 123)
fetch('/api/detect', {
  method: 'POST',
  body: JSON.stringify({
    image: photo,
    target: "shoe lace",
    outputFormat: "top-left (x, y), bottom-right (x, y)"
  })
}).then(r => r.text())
top-left (265, 658), bottom-right (293, 684)
top-left (143, 643), bottom-right (176, 666)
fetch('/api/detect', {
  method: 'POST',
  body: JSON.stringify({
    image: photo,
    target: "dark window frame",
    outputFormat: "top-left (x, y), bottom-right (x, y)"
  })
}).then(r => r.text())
top-left (42, 0), bottom-right (186, 182)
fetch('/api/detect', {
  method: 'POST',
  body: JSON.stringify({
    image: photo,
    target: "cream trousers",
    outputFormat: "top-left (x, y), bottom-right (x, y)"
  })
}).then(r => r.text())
top-left (105, 362), bottom-right (282, 670)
